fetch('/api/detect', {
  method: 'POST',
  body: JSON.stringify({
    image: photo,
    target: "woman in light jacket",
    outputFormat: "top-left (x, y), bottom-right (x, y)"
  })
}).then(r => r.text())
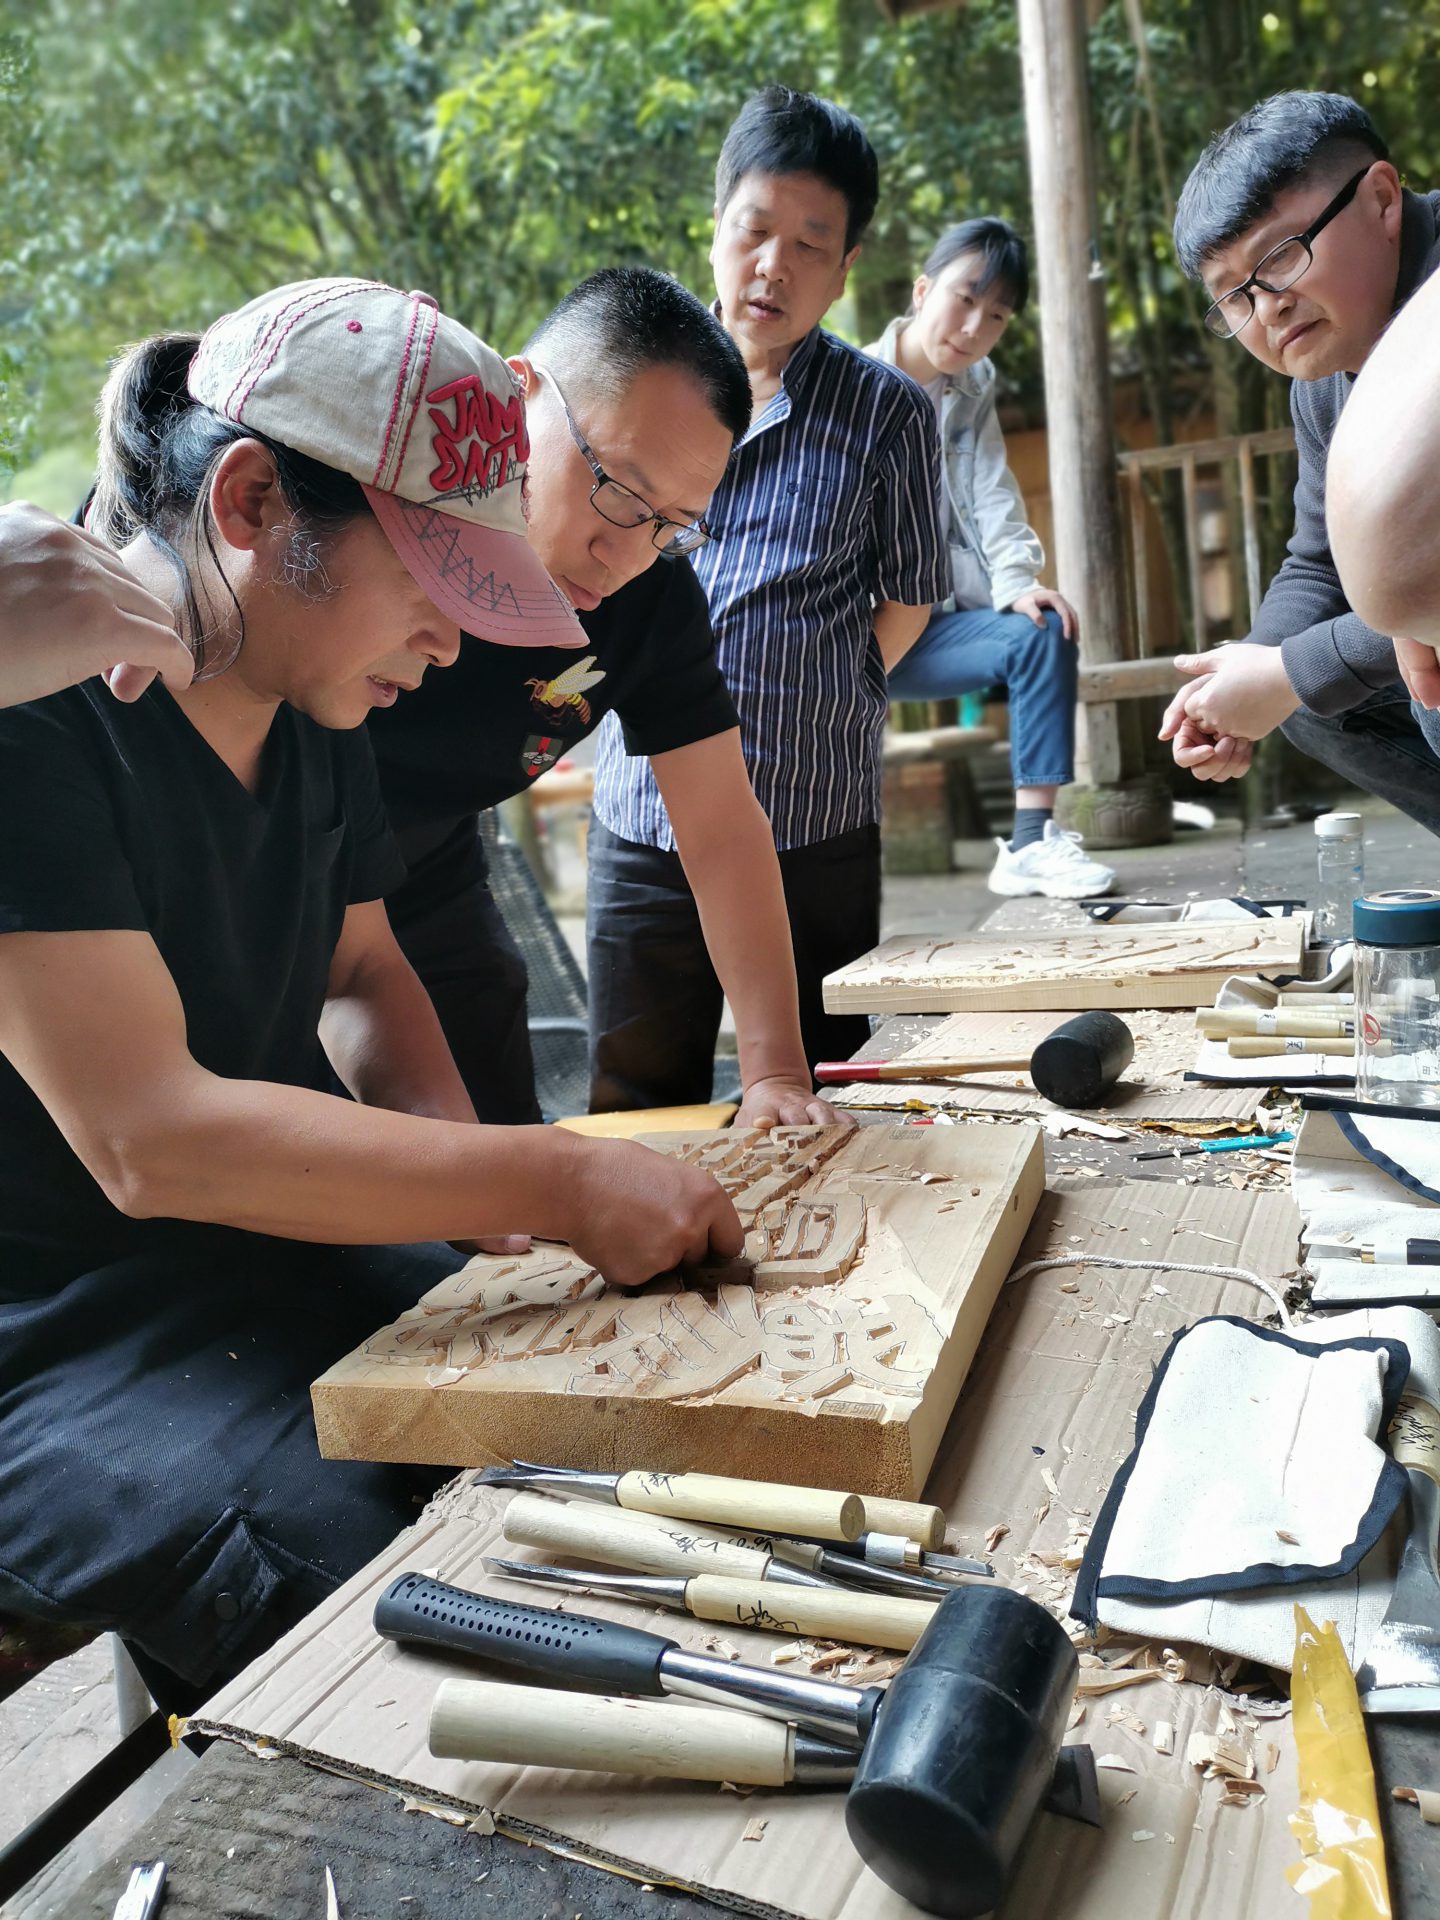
top-left (867, 217), bottom-right (1114, 899)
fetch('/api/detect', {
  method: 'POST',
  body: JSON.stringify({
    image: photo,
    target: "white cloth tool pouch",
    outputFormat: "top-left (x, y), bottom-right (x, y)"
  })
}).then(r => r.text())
top-left (1293, 1107), bottom-right (1440, 1255)
top-left (1072, 1310), bottom-right (1434, 1670)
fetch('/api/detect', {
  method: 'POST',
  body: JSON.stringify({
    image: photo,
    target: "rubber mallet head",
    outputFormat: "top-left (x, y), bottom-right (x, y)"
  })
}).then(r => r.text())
top-left (845, 1584), bottom-right (1078, 1917)
top-left (1028, 1010), bottom-right (1134, 1107)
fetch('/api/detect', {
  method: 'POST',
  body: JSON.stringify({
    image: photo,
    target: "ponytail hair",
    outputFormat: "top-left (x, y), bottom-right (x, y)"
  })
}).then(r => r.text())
top-left (916, 217), bottom-right (1030, 315)
top-left (92, 333), bottom-right (370, 675)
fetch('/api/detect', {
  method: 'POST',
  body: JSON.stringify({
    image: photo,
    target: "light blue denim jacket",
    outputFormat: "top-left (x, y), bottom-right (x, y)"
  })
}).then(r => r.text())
top-left (866, 316), bottom-right (1045, 614)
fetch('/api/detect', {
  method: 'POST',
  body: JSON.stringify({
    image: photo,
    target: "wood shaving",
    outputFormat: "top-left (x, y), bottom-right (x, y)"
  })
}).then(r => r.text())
top-left (1153, 1721), bottom-right (1174, 1755)
top-left (1106, 1706), bottom-right (1147, 1735)
top-left (1131, 1829), bottom-right (1156, 1841)
top-left (1076, 1665), bottom-right (1163, 1697)
top-left (1096, 1754), bottom-right (1137, 1773)
top-left (1116, 1787), bottom-right (1138, 1805)
top-left (1393, 1786), bottom-right (1440, 1823)
top-left (741, 1817), bottom-right (769, 1842)
top-left (325, 1866), bottom-right (341, 1920)
top-left (985, 1523), bottom-right (1009, 1553)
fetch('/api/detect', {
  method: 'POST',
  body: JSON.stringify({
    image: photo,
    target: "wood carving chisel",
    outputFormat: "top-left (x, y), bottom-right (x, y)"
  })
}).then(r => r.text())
top-left (1133, 1129), bottom-right (1292, 1161)
top-left (504, 1492), bottom-right (953, 1602)
top-left (1196, 1007), bottom-right (1354, 1040)
top-left (374, 1570), bottom-right (883, 1747)
top-left (478, 1457), bottom-right (946, 1547)
top-left (698, 1522), bottom-right (993, 1581)
top-left (431, 1678), bottom-right (857, 1784)
top-left (1363, 1239), bottom-right (1440, 1266)
top-left (430, 1678), bottom-right (858, 1784)
top-left (486, 1556), bottom-right (938, 1651)
top-left (1226, 1036), bottom-right (1357, 1057)
top-left (427, 1676), bottom-right (1101, 1830)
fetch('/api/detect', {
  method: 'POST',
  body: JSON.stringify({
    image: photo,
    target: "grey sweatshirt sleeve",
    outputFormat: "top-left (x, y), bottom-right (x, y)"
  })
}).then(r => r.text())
top-left (1248, 380), bottom-right (1398, 716)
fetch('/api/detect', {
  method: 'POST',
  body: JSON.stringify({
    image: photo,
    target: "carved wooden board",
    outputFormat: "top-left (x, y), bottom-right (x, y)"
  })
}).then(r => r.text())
top-left (312, 1122), bottom-right (1044, 1499)
top-left (822, 921), bottom-right (1306, 1015)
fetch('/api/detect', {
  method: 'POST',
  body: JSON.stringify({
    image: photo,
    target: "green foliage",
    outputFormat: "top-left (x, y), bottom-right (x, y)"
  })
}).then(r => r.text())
top-left (5, 0), bottom-right (1440, 486)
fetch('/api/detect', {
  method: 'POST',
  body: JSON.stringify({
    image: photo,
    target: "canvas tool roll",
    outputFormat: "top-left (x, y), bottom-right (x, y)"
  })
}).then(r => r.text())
top-left (1073, 1308), bottom-right (1440, 1670)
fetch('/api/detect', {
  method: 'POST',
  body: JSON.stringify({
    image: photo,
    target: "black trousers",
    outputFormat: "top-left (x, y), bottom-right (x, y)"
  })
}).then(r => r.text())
top-left (1283, 689), bottom-right (1440, 836)
top-left (585, 817), bottom-right (879, 1112)
top-left (0, 1233), bottom-right (458, 1713)
top-left (388, 817), bottom-right (544, 1125)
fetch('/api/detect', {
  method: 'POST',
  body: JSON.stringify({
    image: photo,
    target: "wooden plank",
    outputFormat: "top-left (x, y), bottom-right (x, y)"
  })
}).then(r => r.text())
top-left (1117, 425), bottom-right (1296, 473)
top-left (822, 920), bottom-right (1306, 1016)
top-left (311, 1122), bottom-right (1045, 1499)
top-left (1078, 654), bottom-right (1184, 701)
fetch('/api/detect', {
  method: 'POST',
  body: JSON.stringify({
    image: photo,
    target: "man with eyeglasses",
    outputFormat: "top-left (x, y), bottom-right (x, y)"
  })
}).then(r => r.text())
top-left (586, 88), bottom-right (950, 1112)
top-left (369, 266), bottom-right (841, 1130)
top-left (1158, 92), bottom-right (1440, 826)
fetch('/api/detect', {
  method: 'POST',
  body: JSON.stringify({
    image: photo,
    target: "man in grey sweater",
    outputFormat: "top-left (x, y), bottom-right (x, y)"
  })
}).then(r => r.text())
top-left (1159, 91), bottom-right (1440, 829)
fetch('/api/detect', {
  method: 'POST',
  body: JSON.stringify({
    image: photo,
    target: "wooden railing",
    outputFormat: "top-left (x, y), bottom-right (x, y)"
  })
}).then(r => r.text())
top-left (1078, 425), bottom-right (1298, 703)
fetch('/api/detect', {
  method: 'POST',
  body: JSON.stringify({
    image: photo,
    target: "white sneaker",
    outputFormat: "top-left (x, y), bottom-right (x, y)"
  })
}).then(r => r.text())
top-left (987, 820), bottom-right (1117, 900)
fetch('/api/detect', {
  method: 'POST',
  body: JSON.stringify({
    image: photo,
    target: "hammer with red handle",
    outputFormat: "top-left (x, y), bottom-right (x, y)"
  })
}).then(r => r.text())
top-left (816, 1010), bottom-right (1135, 1109)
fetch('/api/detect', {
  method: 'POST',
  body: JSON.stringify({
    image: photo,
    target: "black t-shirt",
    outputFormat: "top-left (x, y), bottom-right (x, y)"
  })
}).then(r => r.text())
top-left (0, 683), bottom-right (403, 1290)
top-left (368, 555), bottom-right (739, 830)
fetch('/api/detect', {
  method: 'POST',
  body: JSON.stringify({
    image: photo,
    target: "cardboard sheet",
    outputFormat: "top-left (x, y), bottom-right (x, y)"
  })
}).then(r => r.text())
top-left (194, 1182), bottom-right (1307, 1920)
top-left (829, 1009), bottom-right (1266, 1126)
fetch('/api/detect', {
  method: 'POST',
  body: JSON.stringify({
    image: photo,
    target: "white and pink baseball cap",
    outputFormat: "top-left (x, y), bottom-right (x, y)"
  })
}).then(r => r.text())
top-left (187, 277), bottom-right (585, 648)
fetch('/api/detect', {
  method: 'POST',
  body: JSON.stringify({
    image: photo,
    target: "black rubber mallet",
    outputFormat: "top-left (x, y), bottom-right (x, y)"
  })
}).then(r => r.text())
top-left (376, 1573), bottom-right (1085, 1915)
top-left (814, 1009), bottom-right (1135, 1109)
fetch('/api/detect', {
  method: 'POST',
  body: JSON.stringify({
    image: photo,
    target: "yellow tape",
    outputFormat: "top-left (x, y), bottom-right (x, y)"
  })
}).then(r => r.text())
top-left (1286, 1607), bottom-right (1391, 1920)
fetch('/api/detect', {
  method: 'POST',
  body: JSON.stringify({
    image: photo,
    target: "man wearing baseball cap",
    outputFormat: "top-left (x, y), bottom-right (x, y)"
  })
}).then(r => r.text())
top-left (0, 276), bottom-right (745, 1706)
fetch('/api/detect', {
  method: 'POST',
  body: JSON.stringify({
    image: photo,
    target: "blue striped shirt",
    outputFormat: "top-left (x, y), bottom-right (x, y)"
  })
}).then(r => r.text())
top-left (591, 324), bottom-right (949, 852)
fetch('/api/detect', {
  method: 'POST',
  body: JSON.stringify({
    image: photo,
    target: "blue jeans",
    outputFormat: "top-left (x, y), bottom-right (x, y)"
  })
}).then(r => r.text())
top-left (887, 605), bottom-right (1077, 789)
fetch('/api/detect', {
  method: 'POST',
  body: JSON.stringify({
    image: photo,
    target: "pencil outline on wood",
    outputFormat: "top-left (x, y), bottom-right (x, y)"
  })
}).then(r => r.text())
top-left (313, 1121), bottom-right (1045, 1497)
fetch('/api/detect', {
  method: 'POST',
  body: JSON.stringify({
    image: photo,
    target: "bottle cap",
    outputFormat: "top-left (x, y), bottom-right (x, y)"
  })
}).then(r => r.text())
top-left (1353, 889), bottom-right (1440, 948)
top-left (1314, 812), bottom-right (1364, 840)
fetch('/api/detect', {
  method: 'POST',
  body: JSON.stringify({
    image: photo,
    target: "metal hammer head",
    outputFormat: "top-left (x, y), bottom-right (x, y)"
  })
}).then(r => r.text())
top-left (845, 1585), bottom-right (1079, 1918)
top-left (1029, 1011), bottom-right (1135, 1108)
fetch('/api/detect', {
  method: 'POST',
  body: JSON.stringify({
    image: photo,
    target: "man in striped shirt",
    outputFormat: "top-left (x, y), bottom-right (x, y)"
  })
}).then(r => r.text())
top-left (589, 87), bottom-right (951, 1110)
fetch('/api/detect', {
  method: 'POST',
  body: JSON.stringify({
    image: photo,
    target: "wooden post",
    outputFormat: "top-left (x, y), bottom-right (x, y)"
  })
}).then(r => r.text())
top-left (1016, 0), bottom-right (1167, 843)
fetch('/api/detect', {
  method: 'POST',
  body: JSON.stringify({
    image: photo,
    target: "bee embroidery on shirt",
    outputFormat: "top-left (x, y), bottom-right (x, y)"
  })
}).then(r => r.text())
top-left (525, 655), bottom-right (607, 729)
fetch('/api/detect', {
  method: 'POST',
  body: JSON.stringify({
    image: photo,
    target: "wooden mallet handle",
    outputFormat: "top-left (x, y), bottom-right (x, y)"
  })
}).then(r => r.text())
top-left (813, 1056), bottom-right (1031, 1084)
top-left (430, 1678), bottom-right (797, 1785)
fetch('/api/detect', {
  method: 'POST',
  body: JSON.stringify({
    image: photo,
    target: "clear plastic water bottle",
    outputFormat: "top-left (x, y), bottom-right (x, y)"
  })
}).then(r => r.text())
top-left (1355, 890), bottom-right (1440, 1106)
top-left (1314, 812), bottom-right (1365, 942)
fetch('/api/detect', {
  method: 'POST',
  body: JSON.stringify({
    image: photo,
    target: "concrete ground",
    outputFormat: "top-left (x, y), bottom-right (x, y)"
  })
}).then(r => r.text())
top-left (5, 778), bottom-right (1434, 1916)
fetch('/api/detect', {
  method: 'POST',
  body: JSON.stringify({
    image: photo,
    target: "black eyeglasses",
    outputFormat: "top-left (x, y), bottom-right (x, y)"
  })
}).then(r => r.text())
top-left (1203, 166), bottom-right (1374, 340)
top-left (532, 363), bottom-right (712, 557)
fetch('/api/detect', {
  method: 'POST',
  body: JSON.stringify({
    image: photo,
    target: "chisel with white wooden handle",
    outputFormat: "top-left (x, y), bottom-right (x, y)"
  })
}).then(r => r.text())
top-left (486, 1556), bottom-right (938, 1650)
top-left (1226, 1035), bottom-right (1358, 1057)
top-left (430, 1678), bottom-right (857, 1785)
top-left (1196, 1007), bottom-right (1353, 1040)
top-left (503, 1493), bottom-right (951, 1601)
top-left (478, 1457), bottom-right (945, 1548)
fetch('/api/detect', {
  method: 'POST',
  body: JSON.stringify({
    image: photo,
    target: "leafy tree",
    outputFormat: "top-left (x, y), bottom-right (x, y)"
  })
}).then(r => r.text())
top-left (6, 0), bottom-right (1440, 501)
